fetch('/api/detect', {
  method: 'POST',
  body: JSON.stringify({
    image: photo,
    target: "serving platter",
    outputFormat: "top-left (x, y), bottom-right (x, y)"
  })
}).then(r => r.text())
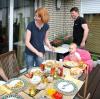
top-left (6, 78), bottom-right (28, 93)
top-left (54, 79), bottom-right (78, 95)
top-left (63, 61), bottom-right (79, 68)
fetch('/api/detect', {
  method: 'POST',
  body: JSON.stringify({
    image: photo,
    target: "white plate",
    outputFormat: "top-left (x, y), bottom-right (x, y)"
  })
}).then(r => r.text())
top-left (43, 60), bottom-right (59, 64)
top-left (6, 78), bottom-right (27, 93)
top-left (31, 75), bottom-right (41, 84)
top-left (57, 82), bottom-right (74, 92)
top-left (30, 68), bottom-right (41, 73)
top-left (61, 44), bottom-right (69, 48)
top-left (5, 97), bottom-right (18, 99)
top-left (54, 47), bottom-right (68, 54)
top-left (0, 80), bottom-right (6, 85)
top-left (36, 83), bottom-right (46, 90)
top-left (8, 80), bottom-right (24, 87)
top-left (43, 60), bottom-right (55, 64)
top-left (54, 79), bottom-right (78, 95)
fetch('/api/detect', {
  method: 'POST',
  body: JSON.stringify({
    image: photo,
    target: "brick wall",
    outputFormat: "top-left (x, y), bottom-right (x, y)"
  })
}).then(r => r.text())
top-left (42, 0), bottom-right (80, 41)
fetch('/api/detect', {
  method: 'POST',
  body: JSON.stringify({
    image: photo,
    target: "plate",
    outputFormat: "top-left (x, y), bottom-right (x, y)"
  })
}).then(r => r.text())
top-left (36, 83), bottom-right (46, 90)
top-left (43, 60), bottom-right (55, 64)
top-left (0, 81), bottom-right (6, 86)
top-left (38, 96), bottom-right (49, 99)
top-left (6, 78), bottom-right (28, 93)
top-left (63, 61), bottom-right (79, 68)
top-left (29, 68), bottom-right (41, 73)
top-left (54, 47), bottom-right (67, 53)
top-left (31, 75), bottom-right (41, 84)
top-left (70, 68), bottom-right (83, 79)
top-left (54, 79), bottom-right (78, 95)
top-left (2, 94), bottom-right (23, 99)
top-left (43, 60), bottom-right (60, 67)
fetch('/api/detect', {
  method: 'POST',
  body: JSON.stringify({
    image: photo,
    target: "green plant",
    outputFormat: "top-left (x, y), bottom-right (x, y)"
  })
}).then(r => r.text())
top-left (63, 38), bottom-right (73, 44)
top-left (50, 39), bottom-right (63, 47)
top-left (92, 54), bottom-right (98, 61)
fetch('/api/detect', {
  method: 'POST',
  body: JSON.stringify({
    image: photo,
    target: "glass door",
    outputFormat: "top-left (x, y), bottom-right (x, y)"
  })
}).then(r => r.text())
top-left (13, 0), bottom-right (35, 68)
top-left (0, 0), bottom-right (9, 54)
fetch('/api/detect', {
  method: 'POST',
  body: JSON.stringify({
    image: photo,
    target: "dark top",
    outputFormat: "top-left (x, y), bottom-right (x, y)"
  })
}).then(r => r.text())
top-left (73, 16), bottom-right (87, 46)
top-left (25, 21), bottom-right (49, 55)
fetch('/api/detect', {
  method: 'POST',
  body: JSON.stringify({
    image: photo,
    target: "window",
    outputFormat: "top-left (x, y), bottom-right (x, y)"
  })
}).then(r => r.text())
top-left (85, 14), bottom-right (100, 54)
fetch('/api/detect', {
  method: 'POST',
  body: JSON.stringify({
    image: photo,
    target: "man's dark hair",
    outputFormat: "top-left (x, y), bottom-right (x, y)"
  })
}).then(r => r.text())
top-left (70, 7), bottom-right (79, 12)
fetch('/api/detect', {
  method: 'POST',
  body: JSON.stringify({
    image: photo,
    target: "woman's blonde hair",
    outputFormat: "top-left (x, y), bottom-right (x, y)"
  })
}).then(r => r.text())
top-left (35, 7), bottom-right (49, 23)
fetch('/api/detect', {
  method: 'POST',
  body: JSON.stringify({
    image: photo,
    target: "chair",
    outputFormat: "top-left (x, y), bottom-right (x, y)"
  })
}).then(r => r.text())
top-left (77, 64), bottom-right (100, 99)
top-left (0, 51), bottom-right (19, 79)
top-left (77, 66), bottom-right (89, 99)
top-left (85, 93), bottom-right (91, 99)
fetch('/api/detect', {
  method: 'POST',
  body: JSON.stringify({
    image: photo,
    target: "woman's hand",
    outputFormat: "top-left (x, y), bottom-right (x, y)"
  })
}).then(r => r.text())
top-left (49, 46), bottom-right (55, 52)
top-left (36, 51), bottom-right (43, 58)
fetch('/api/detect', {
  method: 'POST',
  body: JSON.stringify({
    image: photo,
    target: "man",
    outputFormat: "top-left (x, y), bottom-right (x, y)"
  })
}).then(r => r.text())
top-left (70, 7), bottom-right (89, 48)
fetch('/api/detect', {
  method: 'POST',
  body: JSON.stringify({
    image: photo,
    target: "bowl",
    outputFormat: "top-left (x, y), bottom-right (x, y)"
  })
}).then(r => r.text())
top-left (31, 76), bottom-right (41, 85)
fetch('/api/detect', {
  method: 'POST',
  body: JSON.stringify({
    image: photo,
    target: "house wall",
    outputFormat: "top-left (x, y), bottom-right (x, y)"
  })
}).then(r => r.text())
top-left (42, 0), bottom-right (80, 41)
top-left (81, 0), bottom-right (100, 14)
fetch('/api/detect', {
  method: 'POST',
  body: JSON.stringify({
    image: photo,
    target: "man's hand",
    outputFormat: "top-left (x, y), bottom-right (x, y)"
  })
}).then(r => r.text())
top-left (64, 35), bottom-right (72, 40)
top-left (80, 41), bottom-right (85, 48)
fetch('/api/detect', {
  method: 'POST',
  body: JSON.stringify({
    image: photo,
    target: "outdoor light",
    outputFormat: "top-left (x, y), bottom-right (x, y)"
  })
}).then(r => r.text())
top-left (56, 0), bottom-right (61, 10)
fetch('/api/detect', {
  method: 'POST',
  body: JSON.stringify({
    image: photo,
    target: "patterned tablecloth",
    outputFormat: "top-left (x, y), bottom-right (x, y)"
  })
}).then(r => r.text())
top-left (19, 68), bottom-right (83, 99)
top-left (1, 68), bottom-right (83, 99)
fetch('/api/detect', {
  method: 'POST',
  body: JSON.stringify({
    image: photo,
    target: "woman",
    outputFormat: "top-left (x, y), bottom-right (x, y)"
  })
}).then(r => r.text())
top-left (64, 43), bottom-right (93, 73)
top-left (25, 7), bottom-right (53, 69)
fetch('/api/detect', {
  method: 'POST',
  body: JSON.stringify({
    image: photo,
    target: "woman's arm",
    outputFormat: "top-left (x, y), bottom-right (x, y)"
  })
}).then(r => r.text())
top-left (44, 30), bottom-right (54, 51)
top-left (25, 30), bottom-right (43, 57)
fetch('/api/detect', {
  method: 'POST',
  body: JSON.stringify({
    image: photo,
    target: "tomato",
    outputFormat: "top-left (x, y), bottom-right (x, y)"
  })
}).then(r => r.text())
top-left (52, 91), bottom-right (63, 99)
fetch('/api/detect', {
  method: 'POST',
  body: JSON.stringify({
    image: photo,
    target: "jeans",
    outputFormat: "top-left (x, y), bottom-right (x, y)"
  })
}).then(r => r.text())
top-left (25, 53), bottom-right (43, 69)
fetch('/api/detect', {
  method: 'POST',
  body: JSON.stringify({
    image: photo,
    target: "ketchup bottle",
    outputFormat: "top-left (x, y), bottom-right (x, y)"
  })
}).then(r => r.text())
top-left (58, 67), bottom-right (63, 76)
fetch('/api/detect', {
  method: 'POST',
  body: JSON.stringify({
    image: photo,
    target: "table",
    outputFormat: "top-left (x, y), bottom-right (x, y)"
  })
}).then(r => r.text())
top-left (18, 68), bottom-right (83, 99)
top-left (1, 66), bottom-right (84, 99)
